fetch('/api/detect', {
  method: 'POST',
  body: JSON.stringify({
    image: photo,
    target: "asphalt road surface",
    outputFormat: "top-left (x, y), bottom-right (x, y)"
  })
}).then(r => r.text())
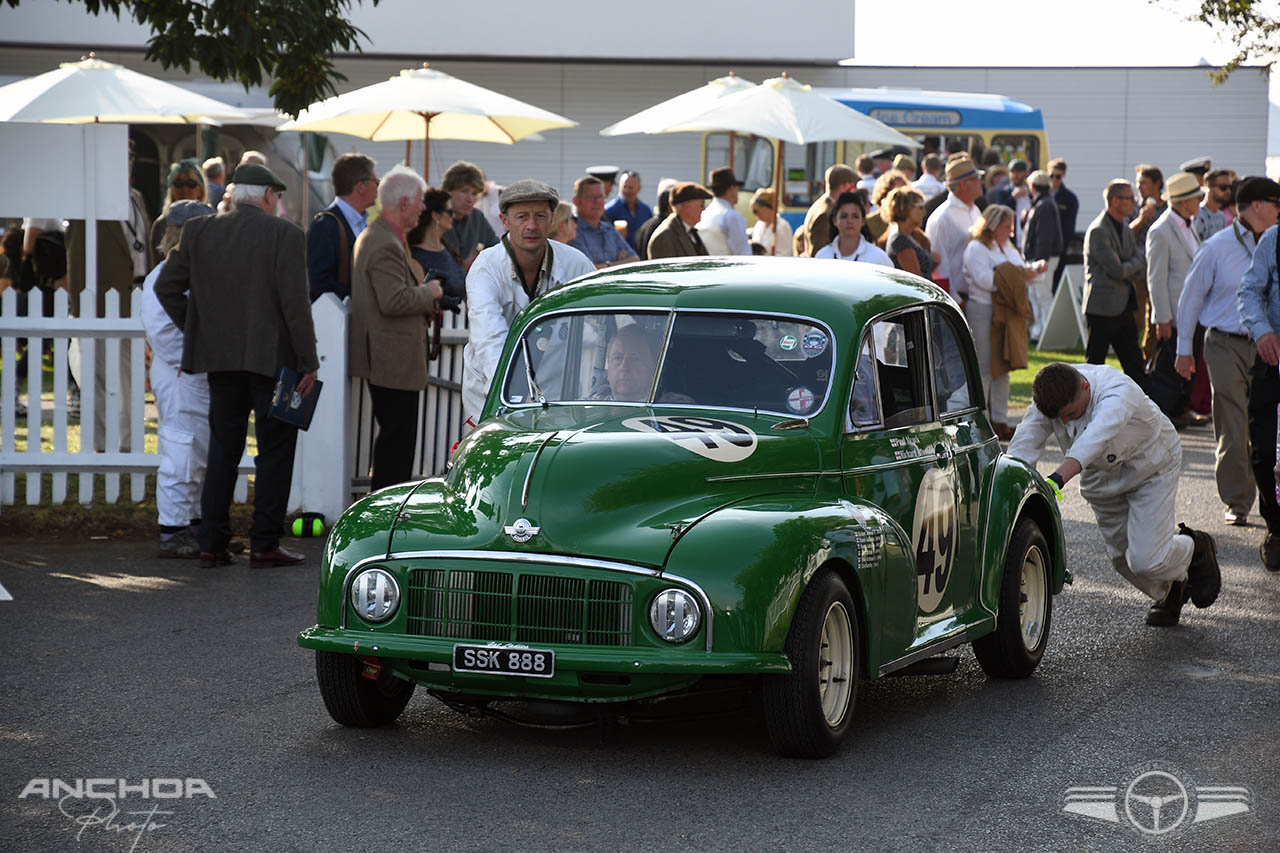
top-left (1, 423), bottom-right (1277, 852)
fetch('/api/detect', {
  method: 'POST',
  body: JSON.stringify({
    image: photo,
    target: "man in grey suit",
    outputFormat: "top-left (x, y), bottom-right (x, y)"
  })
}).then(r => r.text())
top-left (646, 182), bottom-right (712, 259)
top-left (1083, 179), bottom-right (1148, 390)
top-left (156, 164), bottom-right (318, 569)
top-left (1146, 171), bottom-right (1205, 423)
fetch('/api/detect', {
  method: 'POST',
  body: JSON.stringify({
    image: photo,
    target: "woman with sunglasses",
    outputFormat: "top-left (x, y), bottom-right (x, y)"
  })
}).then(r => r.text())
top-left (150, 159), bottom-right (207, 257)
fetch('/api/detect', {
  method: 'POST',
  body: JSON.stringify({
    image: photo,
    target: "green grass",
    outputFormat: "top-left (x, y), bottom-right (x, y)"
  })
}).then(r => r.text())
top-left (1008, 349), bottom-right (1121, 411)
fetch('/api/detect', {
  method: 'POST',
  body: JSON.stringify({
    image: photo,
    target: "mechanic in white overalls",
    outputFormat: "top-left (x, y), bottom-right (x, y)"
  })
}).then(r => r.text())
top-left (1007, 362), bottom-right (1221, 626)
top-left (140, 201), bottom-right (215, 558)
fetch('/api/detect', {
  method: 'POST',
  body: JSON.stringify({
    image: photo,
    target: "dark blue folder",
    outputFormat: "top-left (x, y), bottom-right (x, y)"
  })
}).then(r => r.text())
top-left (269, 367), bottom-right (322, 430)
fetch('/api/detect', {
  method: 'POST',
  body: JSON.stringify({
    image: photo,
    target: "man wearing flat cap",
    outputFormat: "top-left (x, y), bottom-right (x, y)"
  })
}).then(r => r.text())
top-left (1178, 176), bottom-right (1280, 535)
top-left (463, 179), bottom-right (596, 426)
top-left (1144, 172), bottom-right (1204, 424)
top-left (648, 182), bottom-right (713, 259)
top-left (156, 163), bottom-right (318, 569)
top-left (1234, 177), bottom-right (1280, 569)
top-left (697, 168), bottom-right (751, 256)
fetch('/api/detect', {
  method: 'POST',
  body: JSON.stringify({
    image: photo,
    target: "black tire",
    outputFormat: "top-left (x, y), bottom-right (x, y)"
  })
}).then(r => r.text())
top-left (762, 570), bottom-right (860, 759)
top-left (972, 518), bottom-right (1052, 678)
top-left (315, 651), bottom-right (415, 727)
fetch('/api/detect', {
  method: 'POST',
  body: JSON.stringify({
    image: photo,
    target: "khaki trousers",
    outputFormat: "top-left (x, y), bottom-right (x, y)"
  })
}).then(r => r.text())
top-left (1203, 329), bottom-right (1256, 515)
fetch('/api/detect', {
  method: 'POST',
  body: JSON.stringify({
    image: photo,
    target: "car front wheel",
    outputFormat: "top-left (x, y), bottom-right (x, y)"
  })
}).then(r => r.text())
top-left (973, 518), bottom-right (1052, 678)
top-left (762, 570), bottom-right (859, 759)
top-left (315, 651), bottom-right (415, 727)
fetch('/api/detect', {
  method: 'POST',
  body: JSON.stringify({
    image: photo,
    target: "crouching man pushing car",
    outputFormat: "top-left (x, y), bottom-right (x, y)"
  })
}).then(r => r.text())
top-left (1007, 362), bottom-right (1221, 626)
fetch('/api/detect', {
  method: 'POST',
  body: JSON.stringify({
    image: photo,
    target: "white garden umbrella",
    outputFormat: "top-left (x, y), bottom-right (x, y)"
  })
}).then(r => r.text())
top-left (640, 74), bottom-right (920, 254)
top-left (660, 73), bottom-right (919, 149)
top-left (0, 55), bottom-right (250, 124)
top-left (280, 64), bottom-right (577, 181)
top-left (599, 73), bottom-right (756, 137)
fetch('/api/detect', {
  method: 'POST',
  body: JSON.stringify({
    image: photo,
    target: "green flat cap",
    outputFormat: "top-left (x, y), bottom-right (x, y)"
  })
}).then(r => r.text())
top-left (230, 162), bottom-right (286, 191)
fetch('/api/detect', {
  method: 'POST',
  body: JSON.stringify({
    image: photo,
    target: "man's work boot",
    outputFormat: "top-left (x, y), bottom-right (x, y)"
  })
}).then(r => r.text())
top-left (1178, 523), bottom-right (1222, 608)
top-left (1145, 580), bottom-right (1189, 627)
top-left (1261, 533), bottom-right (1280, 572)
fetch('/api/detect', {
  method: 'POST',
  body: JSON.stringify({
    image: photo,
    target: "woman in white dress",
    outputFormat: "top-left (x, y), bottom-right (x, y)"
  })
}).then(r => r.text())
top-left (961, 204), bottom-right (1045, 439)
top-left (813, 192), bottom-right (892, 266)
top-left (749, 188), bottom-right (793, 256)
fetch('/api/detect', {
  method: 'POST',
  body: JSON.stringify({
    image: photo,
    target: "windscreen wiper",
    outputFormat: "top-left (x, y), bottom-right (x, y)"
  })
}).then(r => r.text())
top-left (521, 337), bottom-right (548, 407)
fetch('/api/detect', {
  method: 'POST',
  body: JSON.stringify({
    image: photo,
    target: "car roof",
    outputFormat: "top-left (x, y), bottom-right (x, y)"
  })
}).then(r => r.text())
top-left (531, 257), bottom-right (955, 339)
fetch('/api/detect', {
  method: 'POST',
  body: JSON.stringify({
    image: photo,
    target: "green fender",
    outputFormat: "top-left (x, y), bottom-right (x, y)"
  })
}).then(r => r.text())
top-left (313, 483), bottom-right (418, 627)
top-left (663, 493), bottom-right (902, 669)
top-left (978, 454), bottom-right (1069, 617)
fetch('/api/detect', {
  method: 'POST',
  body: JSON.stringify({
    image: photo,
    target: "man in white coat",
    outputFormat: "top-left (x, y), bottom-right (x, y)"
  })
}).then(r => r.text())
top-left (462, 180), bottom-right (596, 426)
top-left (1007, 362), bottom-right (1221, 626)
top-left (1145, 171), bottom-right (1205, 425)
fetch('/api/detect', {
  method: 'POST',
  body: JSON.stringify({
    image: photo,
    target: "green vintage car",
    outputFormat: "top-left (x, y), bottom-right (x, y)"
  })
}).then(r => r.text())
top-left (299, 257), bottom-right (1068, 758)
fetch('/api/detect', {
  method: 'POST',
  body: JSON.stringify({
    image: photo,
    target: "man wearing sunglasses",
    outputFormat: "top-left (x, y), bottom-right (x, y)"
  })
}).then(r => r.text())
top-left (1048, 158), bottom-right (1078, 293)
top-left (308, 153), bottom-right (378, 302)
top-left (1194, 168), bottom-right (1235, 242)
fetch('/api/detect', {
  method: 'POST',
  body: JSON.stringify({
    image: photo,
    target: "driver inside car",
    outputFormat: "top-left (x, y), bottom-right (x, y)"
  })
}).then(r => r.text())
top-left (592, 324), bottom-right (693, 403)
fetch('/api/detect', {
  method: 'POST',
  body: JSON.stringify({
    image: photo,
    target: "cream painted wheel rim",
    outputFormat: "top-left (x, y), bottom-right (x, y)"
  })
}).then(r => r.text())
top-left (1019, 545), bottom-right (1048, 652)
top-left (818, 601), bottom-right (854, 727)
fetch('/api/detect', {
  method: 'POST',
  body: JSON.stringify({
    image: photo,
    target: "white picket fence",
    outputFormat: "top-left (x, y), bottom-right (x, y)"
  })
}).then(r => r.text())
top-left (0, 286), bottom-right (470, 524)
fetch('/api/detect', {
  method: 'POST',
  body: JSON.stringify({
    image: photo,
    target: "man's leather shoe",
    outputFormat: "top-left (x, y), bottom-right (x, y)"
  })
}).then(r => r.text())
top-left (1261, 533), bottom-right (1280, 572)
top-left (1179, 522), bottom-right (1221, 608)
top-left (249, 546), bottom-right (306, 568)
top-left (1224, 508), bottom-right (1248, 527)
top-left (1145, 580), bottom-right (1189, 626)
top-left (198, 551), bottom-right (235, 568)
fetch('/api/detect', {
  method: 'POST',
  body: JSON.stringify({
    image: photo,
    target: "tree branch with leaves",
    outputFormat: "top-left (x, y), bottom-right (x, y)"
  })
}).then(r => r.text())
top-left (1168, 0), bottom-right (1279, 82)
top-left (2, 0), bottom-right (381, 116)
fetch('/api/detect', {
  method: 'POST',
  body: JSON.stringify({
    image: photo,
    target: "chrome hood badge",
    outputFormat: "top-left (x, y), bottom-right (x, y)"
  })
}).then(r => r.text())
top-left (504, 518), bottom-right (540, 543)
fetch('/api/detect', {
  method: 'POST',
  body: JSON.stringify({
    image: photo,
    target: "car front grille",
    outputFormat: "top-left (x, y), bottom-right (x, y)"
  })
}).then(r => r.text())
top-left (405, 568), bottom-right (634, 647)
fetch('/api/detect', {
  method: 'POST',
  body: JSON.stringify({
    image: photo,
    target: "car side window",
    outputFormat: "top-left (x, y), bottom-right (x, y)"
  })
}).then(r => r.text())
top-left (868, 312), bottom-right (932, 429)
top-left (929, 309), bottom-right (979, 415)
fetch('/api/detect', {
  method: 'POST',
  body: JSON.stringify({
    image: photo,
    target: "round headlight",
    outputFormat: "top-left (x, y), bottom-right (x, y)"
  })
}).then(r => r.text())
top-left (649, 589), bottom-right (701, 643)
top-left (349, 567), bottom-right (400, 623)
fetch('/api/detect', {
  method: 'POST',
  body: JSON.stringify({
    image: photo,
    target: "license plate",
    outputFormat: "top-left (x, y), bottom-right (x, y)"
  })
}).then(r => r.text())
top-left (452, 644), bottom-right (555, 678)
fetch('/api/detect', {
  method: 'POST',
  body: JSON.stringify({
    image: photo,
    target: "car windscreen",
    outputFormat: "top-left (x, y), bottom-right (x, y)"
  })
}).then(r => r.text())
top-left (503, 311), bottom-right (833, 416)
top-left (654, 314), bottom-right (833, 416)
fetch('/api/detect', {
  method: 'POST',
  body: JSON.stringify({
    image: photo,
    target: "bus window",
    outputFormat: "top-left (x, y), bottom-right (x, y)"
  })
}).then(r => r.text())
top-left (783, 141), bottom-right (836, 208)
top-left (705, 132), bottom-right (774, 190)
top-left (990, 135), bottom-right (1041, 169)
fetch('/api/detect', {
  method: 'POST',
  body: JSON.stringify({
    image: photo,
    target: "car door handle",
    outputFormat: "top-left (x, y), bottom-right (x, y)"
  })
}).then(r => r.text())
top-left (935, 444), bottom-right (952, 465)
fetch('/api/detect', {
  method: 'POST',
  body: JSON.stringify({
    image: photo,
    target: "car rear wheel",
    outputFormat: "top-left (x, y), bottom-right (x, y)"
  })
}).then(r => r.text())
top-left (315, 651), bottom-right (415, 727)
top-left (973, 518), bottom-right (1052, 678)
top-left (762, 570), bottom-right (859, 759)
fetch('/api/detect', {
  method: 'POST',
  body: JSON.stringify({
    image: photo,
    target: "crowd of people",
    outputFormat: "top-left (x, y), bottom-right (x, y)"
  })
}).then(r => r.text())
top-left (2, 139), bottom-right (1278, 592)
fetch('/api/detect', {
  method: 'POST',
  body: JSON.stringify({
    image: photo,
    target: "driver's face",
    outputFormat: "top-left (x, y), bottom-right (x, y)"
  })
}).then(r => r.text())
top-left (607, 334), bottom-right (656, 401)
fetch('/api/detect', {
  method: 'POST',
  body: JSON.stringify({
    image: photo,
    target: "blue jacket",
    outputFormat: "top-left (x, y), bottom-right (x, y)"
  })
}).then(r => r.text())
top-left (1239, 225), bottom-right (1280, 342)
top-left (307, 201), bottom-right (357, 302)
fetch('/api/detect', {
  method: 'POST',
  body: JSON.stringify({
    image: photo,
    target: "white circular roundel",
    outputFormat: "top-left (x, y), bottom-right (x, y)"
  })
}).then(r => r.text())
top-left (621, 416), bottom-right (758, 462)
top-left (911, 466), bottom-right (958, 614)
